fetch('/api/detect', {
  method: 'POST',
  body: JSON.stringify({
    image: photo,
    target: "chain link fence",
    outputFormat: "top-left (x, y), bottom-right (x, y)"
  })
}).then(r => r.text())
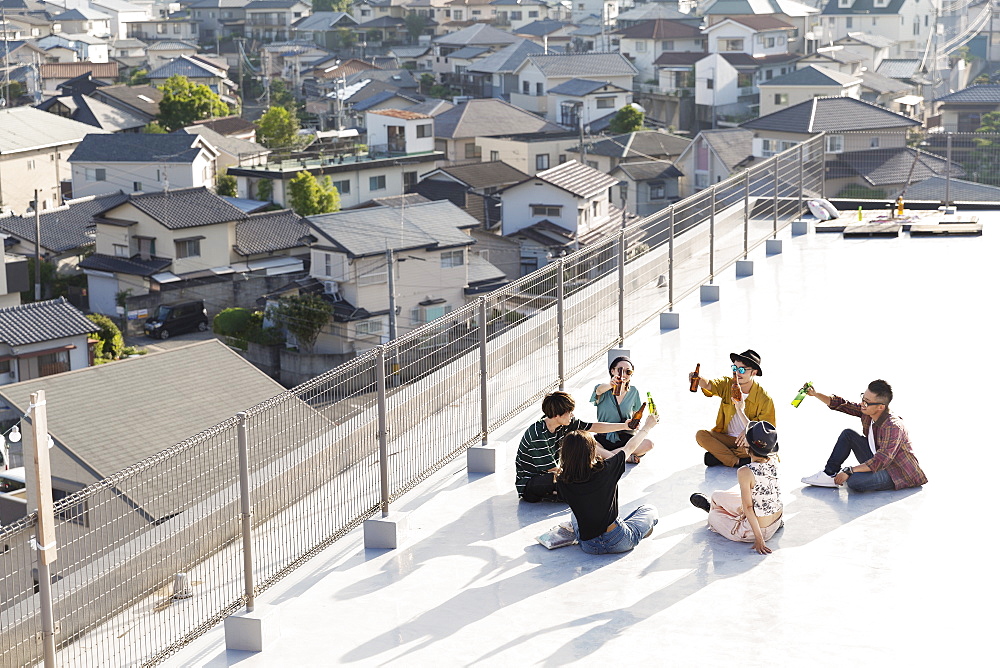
top-left (0, 134), bottom-right (824, 667)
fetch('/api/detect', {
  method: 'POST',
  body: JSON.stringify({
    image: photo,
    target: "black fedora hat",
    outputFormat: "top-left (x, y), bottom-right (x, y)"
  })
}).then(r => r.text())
top-left (730, 349), bottom-right (762, 376)
top-left (747, 420), bottom-right (778, 457)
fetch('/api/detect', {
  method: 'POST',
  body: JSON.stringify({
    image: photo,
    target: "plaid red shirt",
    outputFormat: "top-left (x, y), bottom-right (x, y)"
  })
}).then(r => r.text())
top-left (829, 396), bottom-right (927, 489)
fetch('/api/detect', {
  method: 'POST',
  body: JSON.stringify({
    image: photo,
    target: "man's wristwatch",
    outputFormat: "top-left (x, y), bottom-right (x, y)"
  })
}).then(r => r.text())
top-left (841, 466), bottom-right (853, 477)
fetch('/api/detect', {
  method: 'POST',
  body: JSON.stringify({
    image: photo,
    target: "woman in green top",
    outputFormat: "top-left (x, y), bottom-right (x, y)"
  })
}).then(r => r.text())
top-left (591, 356), bottom-right (654, 463)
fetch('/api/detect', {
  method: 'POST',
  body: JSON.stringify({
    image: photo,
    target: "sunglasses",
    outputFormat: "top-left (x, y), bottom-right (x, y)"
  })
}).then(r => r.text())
top-left (860, 393), bottom-right (886, 407)
top-left (613, 368), bottom-right (634, 376)
top-left (731, 364), bottom-right (751, 375)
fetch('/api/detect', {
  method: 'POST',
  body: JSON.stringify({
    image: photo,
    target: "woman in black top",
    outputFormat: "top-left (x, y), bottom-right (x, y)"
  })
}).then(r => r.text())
top-left (556, 414), bottom-right (658, 554)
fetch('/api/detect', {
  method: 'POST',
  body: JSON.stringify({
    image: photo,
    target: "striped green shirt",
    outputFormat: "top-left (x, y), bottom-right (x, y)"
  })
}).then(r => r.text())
top-left (515, 417), bottom-right (593, 496)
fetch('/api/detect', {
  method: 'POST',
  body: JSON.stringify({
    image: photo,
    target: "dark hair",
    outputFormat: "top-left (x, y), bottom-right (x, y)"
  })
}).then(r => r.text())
top-left (557, 431), bottom-right (603, 484)
top-left (542, 391), bottom-right (575, 418)
top-left (868, 379), bottom-right (893, 404)
top-left (608, 356), bottom-right (633, 375)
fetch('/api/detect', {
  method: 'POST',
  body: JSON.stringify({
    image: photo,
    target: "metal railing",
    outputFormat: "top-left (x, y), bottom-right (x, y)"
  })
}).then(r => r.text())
top-left (0, 135), bottom-right (825, 667)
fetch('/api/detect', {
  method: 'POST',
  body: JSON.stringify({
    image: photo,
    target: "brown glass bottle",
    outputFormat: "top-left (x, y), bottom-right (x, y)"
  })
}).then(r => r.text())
top-left (689, 363), bottom-right (700, 392)
top-left (627, 402), bottom-right (647, 429)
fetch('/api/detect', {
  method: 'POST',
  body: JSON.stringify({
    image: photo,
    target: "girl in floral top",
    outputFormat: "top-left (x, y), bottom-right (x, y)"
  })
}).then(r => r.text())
top-left (690, 420), bottom-right (783, 554)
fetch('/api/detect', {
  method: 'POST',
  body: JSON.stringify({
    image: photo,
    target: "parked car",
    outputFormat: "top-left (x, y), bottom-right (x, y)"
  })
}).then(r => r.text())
top-left (144, 300), bottom-right (209, 339)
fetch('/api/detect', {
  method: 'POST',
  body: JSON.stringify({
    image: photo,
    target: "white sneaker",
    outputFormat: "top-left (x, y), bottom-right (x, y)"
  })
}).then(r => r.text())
top-left (801, 471), bottom-right (838, 488)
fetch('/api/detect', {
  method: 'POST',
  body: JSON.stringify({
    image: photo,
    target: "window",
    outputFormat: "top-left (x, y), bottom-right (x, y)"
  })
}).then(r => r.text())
top-left (523, 81), bottom-right (530, 94)
top-left (356, 256), bottom-right (387, 286)
top-left (535, 154), bottom-right (550, 170)
top-left (490, 150), bottom-right (500, 161)
top-left (175, 238), bottom-right (201, 258)
top-left (706, 78), bottom-right (714, 89)
top-left (536, 82), bottom-right (544, 95)
top-left (529, 10), bottom-right (538, 17)
top-left (510, 10), bottom-right (522, 20)
top-left (369, 175), bottom-right (386, 191)
top-left (531, 205), bottom-right (561, 217)
top-left (649, 181), bottom-right (665, 200)
top-left (157, 23), bottom-right (167, 33)
top-left (596, 97), bottom-right (615, 109)
top-left (38, 350), bottom-right (70, 377)
top-left (737, 72), bottom-right (753, 88)
top-left (826, 134), bottom-right (844, 153)
top-left (465, 143), bottom-right (482, 159)
top-left (416, 123), bottom-right (432, 138)
top-left (774, 93), bottom-right (788, 105)
top-left (324, 252), bottom-right (333, 277)
top-left (86, 167), bottom-right (106, 181)
top-left (870, 137), bottom-right (880, 148)
top-left (173, 25), bottom-right (181, 33)
top-left (113, 244), bottom-right (129, 257)
top-left (845, 17), bottom-right (853, 29)
top-left (761, 139), bottom-right (775, 157)
top-left (133, 181), bottom-right (143, 192)
top-left (721, 39), bottom-right (744, 51)
top-left (520, 256), bottom-right (538, 276)
top-left (661, 40), bottom-right (674, 51)
top-left (355, 319), bottom-right (383, 336)
top-left (441, 249), bottom-right (464, 268)
top-left (558, 154), bottom-right (567, 164)
top-left (27, 159), bottom-right (35, 170)
top-left (332, 179), bottom-right (350, 194)
top-left (635, 41), bottom-right (647, 52)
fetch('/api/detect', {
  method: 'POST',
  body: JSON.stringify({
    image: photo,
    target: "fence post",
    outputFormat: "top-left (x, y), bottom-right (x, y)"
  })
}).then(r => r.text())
top-left (668, 206), bottom-right (675, 310)
top-left (945, 133), bottom-right (953, 207)
top-left (376, 345), bottom-right (389, 517)
top-left (26, 391), bottom-right (57, 668)
top-left (557, 259), bottom-right (566, 390)
top-left (617, 228), bottom-right (625, 346)
top-left (820, 135), bottom-right (827, 200)
top-left (236, 412), bottom-right (255, 612)
top-left (709, 186), bottom-right (716, 282)
top-left (797, 144), bottom-right (804, 219)
top-left (479, 297), bottom-right (489, 442)
top-left (772, 154), bottom-right (779, 237)
top-left (743, 170), bottom-right (750, 259)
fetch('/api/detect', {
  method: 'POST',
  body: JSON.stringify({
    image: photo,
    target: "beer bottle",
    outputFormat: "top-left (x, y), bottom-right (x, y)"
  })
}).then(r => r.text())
top-left (791, 382), bottom-right (813, 408)
top-left (646, 392), bottom-right (658, 417)
top-left (689, 363), bottom-right (700, 392)
top-left (731, 372), bottom-right (742, 403)
top-left (628, 402), bottom-right (647, 429)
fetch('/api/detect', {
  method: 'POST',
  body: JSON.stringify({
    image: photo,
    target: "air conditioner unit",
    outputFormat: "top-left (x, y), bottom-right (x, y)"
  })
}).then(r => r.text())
top-left (323, 280), bottom-right (340, 298)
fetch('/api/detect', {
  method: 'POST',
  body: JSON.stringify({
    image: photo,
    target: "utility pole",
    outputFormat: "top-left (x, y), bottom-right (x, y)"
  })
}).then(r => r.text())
top-left (34, 189), bottom-right (41, 301)
top-left (236, 37), bottom-right (245, 118)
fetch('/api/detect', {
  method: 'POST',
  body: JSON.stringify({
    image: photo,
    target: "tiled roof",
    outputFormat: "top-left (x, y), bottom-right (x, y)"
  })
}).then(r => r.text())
top-left (704, 0), bottom-right (819, 16)
top-left (149, 55), bottom-right (227, 80)
top-left (36, 94), bottom-right (148, 132)
top-left (368, 108), bottom-right (432, 120)
top-left (106, 187), bottom-right (248, 230)
top-left (935, 85), bottom-right (1000, 104)
top-left (875, 58), bottom-right (922, 80)
top-left (0, 192), bottom-right (128, 253)
top-left (432, 161), bottom-right (529, 189)
top-left (192, 115), bottom-right (257, 136)
top-left (78, 253), bottom-right (172, 276)
top-left (893, 176), bottom-right (1000, 201)
top-left (523, 52), bottom-right (638, 78)
top-left (433, 22), bottom-right (519, 46)
top-left (291, 12), bottom-right (356, 31)
top-left (860, 69), bottom-right (911, 95)
top-left (0, 340), bottom-right (289, 516)
top-left (433, 98), bottom-right (564, 139)
top-left (532, 159), bottom-right (619, 198)
top-left (615, 19), bottom-right (704, 39)
top-left (145, 40), bottom-right (199, 52)
top-left (840, 31), bottom-right (895, 49)
top-left (548, 78), bottom-right (626, 97)
top-left (821, 0), bottom-right (905, 15)
top-left (614, 160), bottom-right (683, 181)
top-left (90, 84), bottom-right (162, 118)
top-left (654, 51), bottom-right (707, 67)
top-left (740, 96), bottom-right (919, 133)
top-left (352, 90), bottom-right (423, 112)
top-left (835, 147), bottom-right (963, 187)
top-left (699, 128), bottom-right (755, 171)
top-left (617, 4), bottom-right (691, 21)
top-left (727, 15), bottom-right (795, 30)
top-left (306, 200), bottom-right (476, 258)
top-left (513, 19), bottom-right (571, 37)
top-left (575, 130), bottom-right (691, 159)
top-left (69, 133), bottom-right (217, 164)
top-left (235, 209), bottom-right (307, 255)
top-left (57, 7), bottom-right (111, 20)
top-left (0, 297), bottom-right (97, 346)
top-left (39, 62), bottom-right (120, 80)
top-left (178, 125), bottom-right (268, 159)
top-left (468, 38), bottom-right (545, 74)
top-left (758, 64), bottom-right (861, 87)
top-left (0, 107), bottom-right (106, 155)
top-left (447, 45), bottom-right (491, 60)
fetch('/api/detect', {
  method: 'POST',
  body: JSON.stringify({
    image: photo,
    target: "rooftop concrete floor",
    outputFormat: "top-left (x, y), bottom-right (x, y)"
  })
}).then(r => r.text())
top-left (172, 213), bottom-right (993, 667)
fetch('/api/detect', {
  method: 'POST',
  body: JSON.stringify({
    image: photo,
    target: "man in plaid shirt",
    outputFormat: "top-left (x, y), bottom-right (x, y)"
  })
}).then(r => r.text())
top-left (800, 379), bottom-right (926, 491)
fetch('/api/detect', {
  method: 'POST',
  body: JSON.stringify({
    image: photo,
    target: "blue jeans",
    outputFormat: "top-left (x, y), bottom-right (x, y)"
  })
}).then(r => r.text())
top-left (824, 429), bottom-right (895, 493)
top-left (572, 504), bottom-right (658, 554)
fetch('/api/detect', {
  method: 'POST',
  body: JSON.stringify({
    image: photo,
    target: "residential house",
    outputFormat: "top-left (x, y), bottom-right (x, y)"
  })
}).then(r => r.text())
top-left (475, 130), bottom-right (582, 176)
top-left (36, 32), bottom-right (111, 63)
top-left (795, 44), bottom-right (867, 76)
top-left (78, 187), bottom-right (306, 316)
top-left (88, 84), bottom-right (163, 124)
top-left (91, 0), bottom-right (151, 39)
top-left (615, 19), bottom-right (705, 83)
top-left (834, 31), bottom-right (894, 71)
top-left (611, 159), bottom-right (684, 217)
top-left (300, 199), bottom-right (489, 355)
top-left (145, 39), bottom-right (199, 70)
top-left (54, 7), bottom-right (113, 37)
top-left (430, 22), bottom-right (519, 81)
top-left (38, 62), bottom-right (121, 95)
top-left (0, 298), bottom-right (97, 386)
top-left (187, 0), bottom-right (247, 42)
top-left (757, 64), bottom-right (861, 116)
top-left (701, 0), bottom-right (818, 51)
top-left (108, 36), bottom-right (148, 62)
top-left (858, 68), bottom-right (918, 116)
top-left (568, 0), bottom-right (618, 26)
top-left (492, 0), bottom-right (564, 29)
top-left (3, 13), bottom-right (57, 39)
top-left (499, 159), bottom-right (621, 270)
top-left (350, 0), bottom-right (410, 25)
top-left (244, 0), bottom-right (312, 42)
top-left (616, 3), bottom-right (698, 30)
top-left (177, 125), bottom-right (270, 169)
top-left (569, 129), bottom-right (692, 174)
top-left (69, 133), bottom-right (221, 199)
top-left (290, 11), bottom-right (358, 49)
top-left (442, 0), bottom-right (498, 25)
top-left (675, 127), bottom-right (756, 197)
top-left (462, 37), bottom-right (545, 98)
top-left (932, 85), bottom-right (1000, 133)
top-left (191, 116), bottom-right (258, 141)
top-left (816, 0), bottom-right (929, 59)
top-left (0, 107), bottom-right (106, 215)
top-left (0, 192), bottom-right (129, 274)
top-left (229, 109), bottom-right (443, 208)
top-left (547, 78), bottom-right (633, 132)
top-left (148, 54), bottom-right (236, 102)
top-left (415, 160), bottom-right (529, 229)
top-left (35, 93), bottom-right (149, 133)
top-left (511, 51), bottom-right (638, 118)
top-left (432, 98), bottom-right (564, 162)
top-left (0, 252), bottom-right (28, 309)
top-left (511, 19), bottom-right (576, 51)
top-left (124, 15), bottom-right (199, 42)
top-left (824, 146), bottom-right (961, 199)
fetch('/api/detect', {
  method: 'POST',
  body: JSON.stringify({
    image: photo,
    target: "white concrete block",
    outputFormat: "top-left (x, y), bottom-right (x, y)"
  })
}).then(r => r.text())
top-left (364, 512), bottom-right (409, 549)
top-left (467, 442), bottom-right (503, 474)
top-left (224, 605), bottom-right (276, 652)
top-left (791, 220), bottom-right (809, 235)
top-left (700, 284), bottom-right (720, 302)
top-left (608, 348), bottom-right (629, 365)
top-left (660, 312), bottom-right (679, 330)
top-left (736, 260), bottom-right (754, 277)
top-left (766, 239), bottom-right (782, 255)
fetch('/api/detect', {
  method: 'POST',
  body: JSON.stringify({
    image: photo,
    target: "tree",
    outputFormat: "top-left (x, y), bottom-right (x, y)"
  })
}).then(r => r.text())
top-left (314, 0), bottom-right (350, 10)
top-left (216, 169), bottom-right (237, 196)
top-left (405, 12), bottom-right (427, 43)
top-left (608, 105), bottom-right (644, 134)
top-left (157, 74), bottom-right (229, 131)
top-left (256, 105), bottom-right (300, 148)
top-left (287, 171), bottom-right (341, 216)
top-left (86, 314), bottom-right (125, 360)
top-left (269, 294), bottom-right (333, 352)
top-left (143, 121), bottom-right (168, 134)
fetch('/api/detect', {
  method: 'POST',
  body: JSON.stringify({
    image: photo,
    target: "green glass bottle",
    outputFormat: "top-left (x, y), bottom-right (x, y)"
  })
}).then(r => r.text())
top-left (791, 382), bottom-right (813, 408)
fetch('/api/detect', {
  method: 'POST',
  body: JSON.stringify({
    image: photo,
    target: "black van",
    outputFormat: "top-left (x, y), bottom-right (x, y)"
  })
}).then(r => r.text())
top-left (144, 300), bottom-right (209, 339)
